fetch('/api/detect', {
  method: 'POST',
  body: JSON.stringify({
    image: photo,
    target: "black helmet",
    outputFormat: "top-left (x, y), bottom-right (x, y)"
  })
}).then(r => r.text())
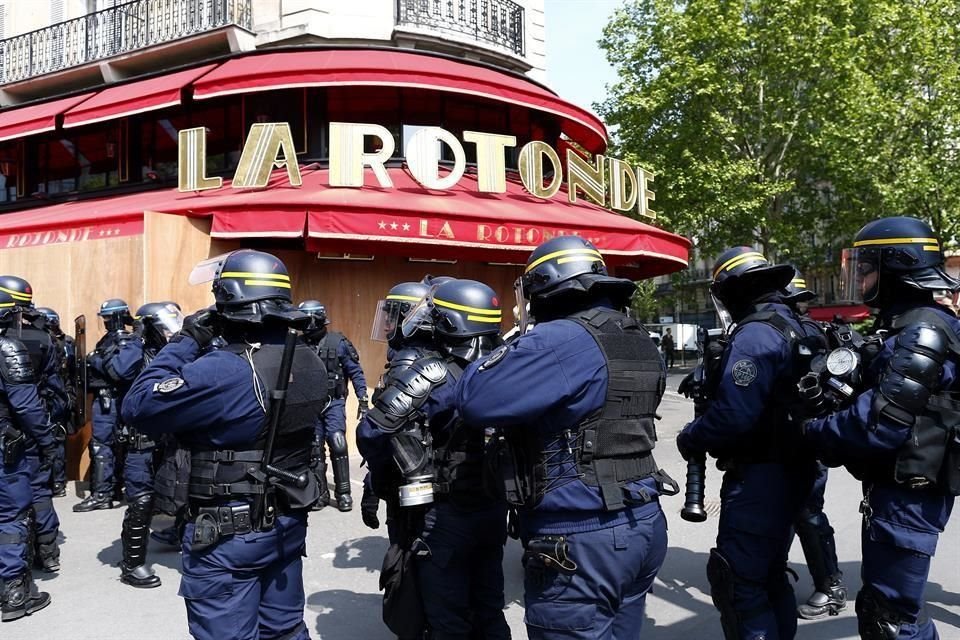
top-left (135, 302), bottom-right (184, 349)
top-left (422, 274), bottom-right (455, 287)
top-left (841, 216), bottom-right (959, 306)
top-left (371, 281), bottom-right (430, 343)
top-left (98, 298), bottom-right (134, 332)
top-left (425, 279), bottom-right (504, 362)
top-left (520, 236), bottom-right (635, 304)
top-left (298, 300), bottom-right (329, 331)
top-left (710, 247), bottom-right (794, 300)
top-left (0, 276), bottom-right (34, 310)
top-left (209, 250), bottom-right (304, 325)
top-left (782, 267), bottom-right (816, 305)
top-left (36, 306), bottom-right (60, 329)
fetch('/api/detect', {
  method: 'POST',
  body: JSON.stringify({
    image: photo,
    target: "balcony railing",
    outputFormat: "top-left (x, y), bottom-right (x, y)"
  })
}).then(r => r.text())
top-left (0, 0), bottom-right (252, 85)
top-left (397, 0), bottom-right (525, 57)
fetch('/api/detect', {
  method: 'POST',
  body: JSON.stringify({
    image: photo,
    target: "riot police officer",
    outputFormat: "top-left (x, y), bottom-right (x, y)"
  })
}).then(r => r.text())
top-left (455, 236), bottom-right (675, 639)
top-left (112, 301), bottom-right (183, 589)
top-left (0, 277), bottom-right (66, 573)
top-left (0, 288), bottom-right (56, 621)
top-left (299, 301), bottom-right (368, 511)
top-left (781, 271), bottom-right (847, 620)
top-left (359, 278), bottom-right (510, 639)
top-left (802, 216), bottom-right (960, 639)
top-left (122, 249), bottom-right (327, 640)
top-left (74, 299), bottom-right (138, 512)
top-left (676, 248), bottom-right (824, 640)
top-left (36, 307), bottom-right (77, 498)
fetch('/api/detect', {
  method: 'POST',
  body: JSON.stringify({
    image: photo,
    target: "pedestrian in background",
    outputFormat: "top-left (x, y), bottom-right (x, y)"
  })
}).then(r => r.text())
top-left (661, 327), bottom-right (676, 368)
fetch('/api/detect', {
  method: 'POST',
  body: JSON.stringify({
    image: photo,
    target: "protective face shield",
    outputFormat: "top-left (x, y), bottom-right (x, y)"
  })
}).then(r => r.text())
top-left (152, 304), bottom-right (185, 340)
top-left (710, 292), bottom-right (735, 333)
top-left (370, 288), bottom-right (428, 343)
top-left (513, 277), bottom-right (532, 334)
top-left (0, 309), bottom-right (24, 337)
top-left (839, 247), bottom-right (879, 304)
top-left (399, 293), bottom-right (436, 340)
top-left (188, 253), bottom-right (229, 286)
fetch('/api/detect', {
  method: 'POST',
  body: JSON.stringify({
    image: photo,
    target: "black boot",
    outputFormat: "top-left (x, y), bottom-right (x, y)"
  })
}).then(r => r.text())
top-left (798, 582), bottom-right (847, 619)
top-left (330, 433), bottom-right (352, 512)
top-left (35, 531), bottom-right (60, 573)
top-left (73, 492), bottom-right (113, 512)
top-left (51, 483), bottom-right (66, 498)
top-left (119, 494), bottom-right (161, 589)
top-left (1, 573), bottom-right (51, 622)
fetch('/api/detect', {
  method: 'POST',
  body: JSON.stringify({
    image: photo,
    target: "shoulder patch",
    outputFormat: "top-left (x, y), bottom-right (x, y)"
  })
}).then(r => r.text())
top-left (155, 377), bottom-right (185, 394)
top-left (478, 345), bottom-right (509, 372)
top-left (732, 359), bottom-right (758, 387)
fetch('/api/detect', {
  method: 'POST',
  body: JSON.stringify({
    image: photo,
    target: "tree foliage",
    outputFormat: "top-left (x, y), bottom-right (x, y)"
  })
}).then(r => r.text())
top-left (598, 0), bottom-right (960, 269)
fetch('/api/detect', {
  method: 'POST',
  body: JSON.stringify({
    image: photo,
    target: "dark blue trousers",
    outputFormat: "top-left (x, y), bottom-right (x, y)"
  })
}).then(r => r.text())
top-left (316, 398), bottom-right (347, 441)
top-left (415, 500), bottom-right (510, 640)
top-left (523, 502), bottom-right (668, 640)
top-left (0, 457), bottom-right (31, 580)
top-left (25, 454), bottom-right (59, 543)
top-left (91, 400), bottom-right (118, 495)
top-left (123, 448), bottom-right (155, 501)
top-left (180, 511), bottom-right (310, 640)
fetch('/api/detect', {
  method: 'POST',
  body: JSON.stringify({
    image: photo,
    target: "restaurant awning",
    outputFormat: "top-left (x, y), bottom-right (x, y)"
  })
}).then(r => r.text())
top-left (191, 49), bottom-right (609, 154)
top-left (0, 92), bottom-right (95, 143)
top-left (62, 64), bottom-right (218, 128)
top-left (807, 304), bottom-right (872, 323)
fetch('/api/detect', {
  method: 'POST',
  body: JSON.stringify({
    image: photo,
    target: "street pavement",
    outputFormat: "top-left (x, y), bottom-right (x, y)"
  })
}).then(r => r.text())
top-left (6, 370), bottom-right (960, 639)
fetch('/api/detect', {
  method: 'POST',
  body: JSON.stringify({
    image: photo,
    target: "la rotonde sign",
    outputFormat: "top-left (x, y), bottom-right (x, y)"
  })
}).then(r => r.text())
top-left (178, 122), bottom-right (657, 219)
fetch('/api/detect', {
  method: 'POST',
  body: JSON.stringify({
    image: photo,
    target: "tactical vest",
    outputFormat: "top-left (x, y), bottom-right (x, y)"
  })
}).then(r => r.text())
top-left (188, 340), bottom-right (327, 507)
top-left (853, 307), bottom-right (960, 495)
top-left (720, 306), bottom-right (823, 464)
top-left (503, 308), bottom-right (665, 511)
top-left (316, 332), bottom-right (346, 399)
top-left (19, 325), bottom-right (52, 382)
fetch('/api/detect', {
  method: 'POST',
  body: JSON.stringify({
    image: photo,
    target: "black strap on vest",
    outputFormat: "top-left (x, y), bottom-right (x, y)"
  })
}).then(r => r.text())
top-left (318, 332), bottom-right (346, 398)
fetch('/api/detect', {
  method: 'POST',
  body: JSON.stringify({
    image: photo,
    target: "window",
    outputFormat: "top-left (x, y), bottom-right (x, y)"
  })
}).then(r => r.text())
top-left (31, 123), bottom-right (121, 195)
top-left (0, 142), bottom-right (21, 203)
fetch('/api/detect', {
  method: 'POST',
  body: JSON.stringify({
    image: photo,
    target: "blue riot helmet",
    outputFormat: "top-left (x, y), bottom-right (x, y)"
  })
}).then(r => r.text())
top-left (191, 250), bottom-right (305, 325)
top-left (709, 247), bottom-right (794, 324)
top-left (518, 236), bottom-right (635, 329)
top-left (840, 216), bottom-right (960, 308)
top-left (422, 279), bottom-right (504, 362)
top-left (782, 268), bottom-right (817, 308)
top-left (421, 274), bottom-right (455, 287)
top-left (298, 300), bottom-right (330, 331)
top-left (370, 281), bottom-right (430, 343)
top-left (135, 302), bottom-right (184, 350)
top-left (36, 307), bottom-right (61, 330)
top-left (98, 298), bottom-right (134, 333)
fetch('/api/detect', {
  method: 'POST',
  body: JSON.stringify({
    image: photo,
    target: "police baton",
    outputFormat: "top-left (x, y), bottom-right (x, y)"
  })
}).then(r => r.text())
top-left (680, 455), bottom-right (708, 522)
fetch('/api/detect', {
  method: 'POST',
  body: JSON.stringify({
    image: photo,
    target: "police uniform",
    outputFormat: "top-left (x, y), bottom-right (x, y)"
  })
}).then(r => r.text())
top-left (0, 299), bottom-right (54, 621)
top-left (122, 250), bottom-right (327, 640)
top-left (803, 217), bottom-right (960, 639)
top-left (359, 278), bottom-right (509, 640)
top-left (455, 238), bottom-right (673, 640)
top-left (299, 301), bottom-right (368, 512)
top-left (36, 307), bottom-right (76, 497)
top-left (0, 279), bottom-right (67, 574)
top-left (677, 249), bottom-right (823, 640)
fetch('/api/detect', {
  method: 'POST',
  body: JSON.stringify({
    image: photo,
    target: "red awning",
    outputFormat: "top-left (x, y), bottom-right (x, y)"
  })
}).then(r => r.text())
top-left (208, 210), bottom-right (306, 238)
top-left (0, 93), bottom-right (95, 143)
top-left (192, 49), bottom-right (608, 154)
top-left (62, 64), bottom-right (218, 129)
top-left (807, 304), bottom-right (872, 322)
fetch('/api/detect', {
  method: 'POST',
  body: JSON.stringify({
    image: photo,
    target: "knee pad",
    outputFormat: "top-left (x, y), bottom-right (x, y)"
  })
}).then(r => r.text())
top-left (856, 586), bottom-right (903, 640)
top-left (706, 548), bottom-right (740, 640)
top-left (328, 431), bottom-right (348, 457)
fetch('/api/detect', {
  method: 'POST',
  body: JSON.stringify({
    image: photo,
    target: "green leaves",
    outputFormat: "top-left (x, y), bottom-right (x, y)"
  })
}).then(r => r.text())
top-left (599, 0), bottom-right (960, 268)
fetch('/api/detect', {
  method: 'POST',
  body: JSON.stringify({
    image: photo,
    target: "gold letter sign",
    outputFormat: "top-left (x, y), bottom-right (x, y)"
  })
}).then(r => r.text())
top-left (233, 123), bottom-right (303, 189)
top-left (328, 122), bottom-right (395, 188)
top-left (178, 127), bottom-right (222, 192)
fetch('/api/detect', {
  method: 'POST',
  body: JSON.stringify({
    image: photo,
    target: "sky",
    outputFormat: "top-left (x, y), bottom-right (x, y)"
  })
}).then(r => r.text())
top-left (543, 0), bottom-right (624, 120)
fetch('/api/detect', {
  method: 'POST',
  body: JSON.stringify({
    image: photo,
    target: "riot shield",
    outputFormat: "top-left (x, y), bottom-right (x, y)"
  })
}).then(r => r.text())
top-left (74, 315), bottom-right (87, 428)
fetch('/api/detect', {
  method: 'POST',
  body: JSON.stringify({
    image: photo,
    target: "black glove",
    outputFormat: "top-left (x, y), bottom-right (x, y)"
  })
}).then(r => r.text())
top-left (676, 429), bottom-right (698, 462)
top-left (357, 396), bottom-right (369, 421)
top-left (677, 371), bottom-right (696, 397)
top-left (181, 310), bottom-right (218, 348)
top-left (360, 486), bottom-right (380, 530)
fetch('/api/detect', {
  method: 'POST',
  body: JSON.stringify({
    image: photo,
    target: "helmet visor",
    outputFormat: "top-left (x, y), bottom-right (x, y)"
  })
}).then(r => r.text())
top-left (154, 304), bottom-right (185, 339)
top-left (400, 294), bottom-right (435, 340)
top-left (710, 292), bottom-right (734, 333)
top-left (513, 278), bottom-right (532, 334)
top-left (2, 309), bottom-right (22, 337)
top-left (188, 253), bottom-right (231, 285)
top-left (839, 248), bottom-right (879, 304)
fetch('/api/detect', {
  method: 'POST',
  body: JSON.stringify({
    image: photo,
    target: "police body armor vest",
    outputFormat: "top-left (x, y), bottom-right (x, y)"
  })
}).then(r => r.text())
top-left (852, 307), bottom-right (960, 495)
top-left (188, 340), bottom-right (327, 506)
top-left (721, 306), bottom-right (823, 464)
top-left (88, 331), bottom-right (131, 391)
top-left (316, 332), bottom-right (346, 399)
top-left (19, 325), bottom-right (51, 383)
top-left (504, 307), bottom-right (665, 511)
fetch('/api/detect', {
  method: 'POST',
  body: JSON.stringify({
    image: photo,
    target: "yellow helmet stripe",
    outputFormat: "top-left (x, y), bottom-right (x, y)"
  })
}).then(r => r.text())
top-left (714, 252), bottom-right (766, 278)
top-left (525, 248), bottom-right (605, 273)
top-left (0, 302), bottom-right (15, 308)
top-left (557, 256), bottom-right (604, 266)
top-left (792, 279), bottom-right (806, 286)
top-left (243, 280), bottom-right (292, 288)
top-left (433, 298), bottom-right (501, 316)
top-left (385, 294), bottom-right (423, 302)
top-left (220, 271), bottom-right (290, 281)
top-left (0, 286), bottom-right (32, 301)
top-left (923, 245), bottom-right (939, 251)
top-left (852, 237), bottom-right (938, 247)
top-left (467, 314), bottom-right (503, 323)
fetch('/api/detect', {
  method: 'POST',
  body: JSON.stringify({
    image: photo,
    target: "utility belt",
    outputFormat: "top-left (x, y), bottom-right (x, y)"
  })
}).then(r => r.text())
top-left (116, 425), bottom-right (155, 451)
top-left (188, 503), bottom-right (254, 552)
top-left (0, 426), bottom-right (26, 466)
top-left (97, 388), bottom-right (115, 412)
